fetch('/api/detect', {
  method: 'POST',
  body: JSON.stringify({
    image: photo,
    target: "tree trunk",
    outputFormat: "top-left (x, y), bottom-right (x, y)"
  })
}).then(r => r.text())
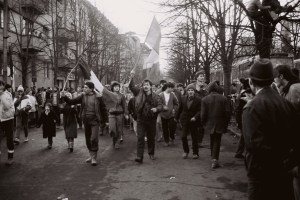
top-left (223, 66), bottom-right (232, 97)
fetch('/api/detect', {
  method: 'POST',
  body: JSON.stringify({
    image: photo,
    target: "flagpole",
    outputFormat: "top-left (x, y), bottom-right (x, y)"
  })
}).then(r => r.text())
top-left (62, 55), bottom-right (82, 92)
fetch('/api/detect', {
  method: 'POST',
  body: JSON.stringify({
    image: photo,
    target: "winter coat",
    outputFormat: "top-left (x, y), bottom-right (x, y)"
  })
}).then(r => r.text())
top-left (64, 91), bottom-right (108, 125)
top-left (159, 92), bottom-right (179, 119)
top-left (109, 92), bottom-right (127, 115)
top-left (14, 95), bottom-right (32, 117)
top-left (61, 104), bottom-right (77, 139)
top-left (242, 87), bottom-right (298, 176)
top-left (176, 95), bottom-right (201, 126)
top-left (129, 79), bottom-right (163, 121)
top-left (37, 110), bottom-right (56, 138)
top-left (128, 97), bottom-right (137, 120)
top-left (0, 91), bottom-right (15, 121)
top-left (201, 92), bottom-right (231, 134)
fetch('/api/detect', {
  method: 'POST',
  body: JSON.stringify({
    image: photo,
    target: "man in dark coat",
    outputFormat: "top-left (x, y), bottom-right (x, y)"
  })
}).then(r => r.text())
top-left (201, 81), bottom-right (231, 169)
top-left (242, 59), bottom-right (297, 200)
top-left (129, 73), bottom-right (163, 164)
top-left (176, 84), bottom-right (201, 159)
top-left (63, 82), bottom-right (108, 166)
top-left (190, 71), bottom-right (208, 147)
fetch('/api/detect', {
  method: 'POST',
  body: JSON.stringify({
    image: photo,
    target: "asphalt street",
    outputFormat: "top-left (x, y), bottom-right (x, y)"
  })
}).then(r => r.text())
top-left (0, 125), bottom-right (247, 200)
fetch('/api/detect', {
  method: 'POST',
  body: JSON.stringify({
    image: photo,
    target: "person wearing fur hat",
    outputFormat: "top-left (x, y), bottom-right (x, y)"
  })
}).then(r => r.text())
top-left (242, 58), bottom-right (298, 200)
top-left (13, 85), bottom-right (32, 144)
top-left (36, 103), bottom-right (56, 149)
top-left (109, 81), bottom-right (128, 149)
top-left (176, 83), bottom-right (201, 159)
top-left (62, 81), bottom-right (108, 166)
top-left (201, 81), bottom-right (231, 169)
top-left (0, 80), bottom-right (15, 165)
top-left (61, 92), bottom-right (77, 152)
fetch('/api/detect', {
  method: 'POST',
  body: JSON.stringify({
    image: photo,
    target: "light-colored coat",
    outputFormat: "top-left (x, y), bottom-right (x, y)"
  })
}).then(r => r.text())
top-left (0, 91), bottom-right (15, 121)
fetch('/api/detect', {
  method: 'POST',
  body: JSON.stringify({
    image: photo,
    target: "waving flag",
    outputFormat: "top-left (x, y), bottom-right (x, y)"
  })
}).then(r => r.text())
top-left (145, 17), bottom-right (161, 54)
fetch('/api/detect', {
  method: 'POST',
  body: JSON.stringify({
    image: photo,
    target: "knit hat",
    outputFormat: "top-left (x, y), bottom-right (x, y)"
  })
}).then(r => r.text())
top-left (186, 84), bottom-right (196, 91)
top-left (249, 59), bottom-right (274, 81)
top-left (111, 81), bottom-right (120, 91)
top-left (17, 85), bottom-right (24, 92)
top-left (84, 81), bottom-right (94, 89)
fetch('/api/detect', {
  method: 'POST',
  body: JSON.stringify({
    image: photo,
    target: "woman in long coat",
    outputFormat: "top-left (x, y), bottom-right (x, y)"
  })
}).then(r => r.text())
top-left (61, 92), bottom-right (77, 152)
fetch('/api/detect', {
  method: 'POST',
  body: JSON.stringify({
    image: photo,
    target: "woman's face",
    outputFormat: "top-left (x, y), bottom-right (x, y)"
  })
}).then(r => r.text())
top-left (45, 106), bottom-right (50, 111)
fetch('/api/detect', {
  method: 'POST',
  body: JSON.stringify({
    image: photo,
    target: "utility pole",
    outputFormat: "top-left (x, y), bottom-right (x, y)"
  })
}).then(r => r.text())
top-left (2, 0), bottom-right (9, 83)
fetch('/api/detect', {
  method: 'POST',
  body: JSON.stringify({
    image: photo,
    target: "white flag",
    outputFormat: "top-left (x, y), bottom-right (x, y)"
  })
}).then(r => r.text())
top-left (145, 17), bottom-right (161, 54)
top-left (143, 49), bottom-right (159, 69)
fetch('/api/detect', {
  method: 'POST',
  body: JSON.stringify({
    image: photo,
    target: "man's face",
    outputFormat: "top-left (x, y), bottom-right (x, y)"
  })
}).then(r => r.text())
top-left (197, 74), bottom-right (205, 84)
top-left (178, 86), bottom-right (184, 95)
top-left (143, 82), bottom-right (151, 92)
top-left (83, 85), bottom-right (92, 94)
top-left (113, 85), bottom-right (120, 92)
top-left (274, 74), bottom-right (284, 87)
top-left (187, 89), bottom-right (195, 96)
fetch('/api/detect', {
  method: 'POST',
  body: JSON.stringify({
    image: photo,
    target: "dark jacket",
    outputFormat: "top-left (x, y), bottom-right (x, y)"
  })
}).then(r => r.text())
top-left (64, 91), bottom-right (108, 125)
top-left (128, 97), bottom-right (137, 120)
top-left (242, 86), bottom-right (298, 176)
top-left (159, 92), bottom-right (179, 119)
top-left (129, 79), bottom-right (163, 121)
top-left (61, 104), bottom-right (77, 139)
top-left (176, 95), bottom-right (201, 126)
top-left (37, 110), bottom-right (56, 138)
top-left (201, 92), bottom-right (231, 134)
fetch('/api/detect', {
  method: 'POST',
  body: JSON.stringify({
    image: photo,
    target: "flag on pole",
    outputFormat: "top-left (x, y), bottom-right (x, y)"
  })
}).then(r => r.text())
top-left (145, 17), bottom-right (161, 54)
top-left (142, 17), bottom-right (162, 83)
top-left (78, 59), bottom-right (118, 109)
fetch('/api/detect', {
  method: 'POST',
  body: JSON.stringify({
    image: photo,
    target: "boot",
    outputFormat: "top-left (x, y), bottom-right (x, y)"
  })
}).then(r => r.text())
top-left (86, 151), bottom-right (92, 163)
top-left (69, 142), bottom-right (73, 153)
top-left (91, 151), bottom-right (98, 166)
top-left (6, 152), bottom-right (14, 166)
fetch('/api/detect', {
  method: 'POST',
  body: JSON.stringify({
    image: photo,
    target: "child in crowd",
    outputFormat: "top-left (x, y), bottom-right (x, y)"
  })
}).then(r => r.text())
top-left (36, 103), bottom-right (56, 149)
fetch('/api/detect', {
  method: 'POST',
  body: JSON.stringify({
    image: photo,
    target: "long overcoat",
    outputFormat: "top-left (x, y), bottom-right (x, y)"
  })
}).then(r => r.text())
top-left (61, 104), bottom-right (77, 139)
top-left (38, 110), bottom-right (56, 138)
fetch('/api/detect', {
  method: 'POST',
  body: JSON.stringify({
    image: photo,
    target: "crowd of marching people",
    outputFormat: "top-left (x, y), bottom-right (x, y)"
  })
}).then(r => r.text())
top-left (0, 58), bottom-right (300, 199)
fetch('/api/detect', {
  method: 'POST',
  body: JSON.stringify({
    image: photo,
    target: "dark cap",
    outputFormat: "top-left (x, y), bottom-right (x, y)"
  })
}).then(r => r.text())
top-left (111, 81), bottom-right (120, 91)
top-left (85, 81), bottom-right (95, 89)
top-left (186, 84), bottom-right (196, 91)
top-left (249, 59), bottom-right (274, 81)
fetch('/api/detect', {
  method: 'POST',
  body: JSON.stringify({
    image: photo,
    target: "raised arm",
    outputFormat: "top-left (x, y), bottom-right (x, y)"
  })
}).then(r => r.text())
top-left (128, 74), bottom-right (140, 96)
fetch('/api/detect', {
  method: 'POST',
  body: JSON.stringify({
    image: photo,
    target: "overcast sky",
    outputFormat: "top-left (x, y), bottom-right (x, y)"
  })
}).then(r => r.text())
top-left (88, 0), bottom-right (168, 70)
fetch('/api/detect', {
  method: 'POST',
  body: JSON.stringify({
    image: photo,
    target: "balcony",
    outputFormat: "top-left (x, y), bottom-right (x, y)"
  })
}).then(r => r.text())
top-left (58, 56), bottom-right (75, 69)
top-left (57, 27), bottom-right (75, 42)
top-left (21, 35), bottom-right (47, 53)
top-left (21, 0), bottom-right (45, 15)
